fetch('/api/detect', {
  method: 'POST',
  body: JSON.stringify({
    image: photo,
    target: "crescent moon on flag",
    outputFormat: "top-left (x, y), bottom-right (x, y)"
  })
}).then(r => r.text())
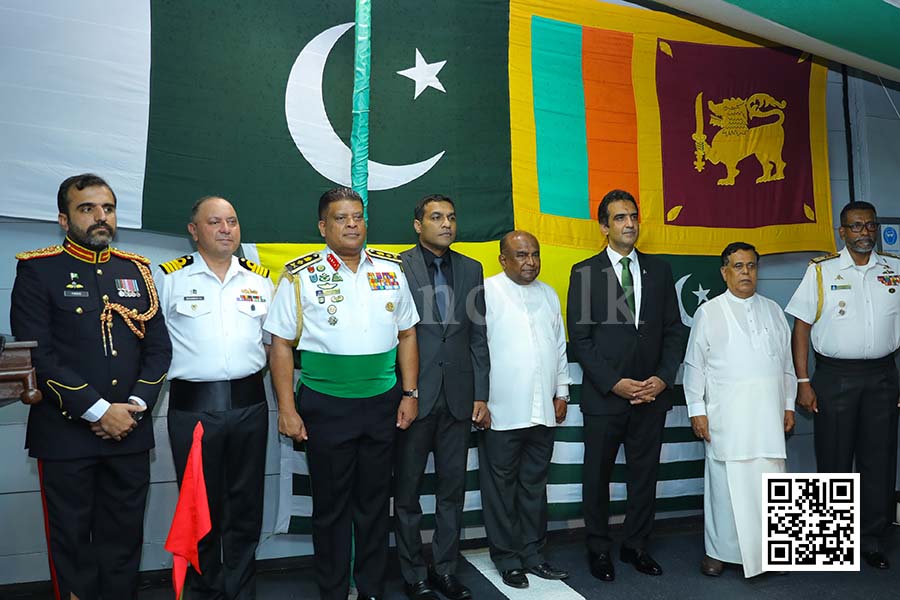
top-left (285, 22), bottom-right (445, 190)
top-left (675, 274), bottom-right (694, 328)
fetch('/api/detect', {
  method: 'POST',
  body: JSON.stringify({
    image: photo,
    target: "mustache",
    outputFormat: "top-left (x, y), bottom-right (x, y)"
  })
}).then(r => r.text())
top-left (88, 224), bottom-right (112, 234)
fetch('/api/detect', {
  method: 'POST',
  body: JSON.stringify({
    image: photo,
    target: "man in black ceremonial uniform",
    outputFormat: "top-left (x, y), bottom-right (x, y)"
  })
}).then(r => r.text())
top-left (10, 173), bottom-right (172, 600)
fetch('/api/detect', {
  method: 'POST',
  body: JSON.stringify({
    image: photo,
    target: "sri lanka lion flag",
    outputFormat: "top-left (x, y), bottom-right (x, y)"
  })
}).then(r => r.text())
top-left (510, 0), bottom-right (834, 255)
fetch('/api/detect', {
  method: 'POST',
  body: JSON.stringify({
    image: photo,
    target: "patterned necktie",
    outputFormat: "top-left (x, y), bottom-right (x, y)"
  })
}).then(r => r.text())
top-left (619, 256), bottom-right (636, 317)
top-left (434, 256), bottom-right (450, 323)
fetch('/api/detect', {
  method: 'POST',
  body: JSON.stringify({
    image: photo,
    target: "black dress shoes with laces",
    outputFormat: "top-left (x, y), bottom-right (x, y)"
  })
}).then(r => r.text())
top-left (501, 568), bottom-right (529, 589)
top-left (528, 562), bottom-right (569, 580)
top-left (588, 551), bottom-right (615, 581)
top-left (620, 546), bottom-right (663, 576)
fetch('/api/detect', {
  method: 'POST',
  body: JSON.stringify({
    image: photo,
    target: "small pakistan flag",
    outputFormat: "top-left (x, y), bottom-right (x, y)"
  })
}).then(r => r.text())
top-left (142, 0), bottom-right (513, 244)
top-left (663, 255), bottom-right (727, 328)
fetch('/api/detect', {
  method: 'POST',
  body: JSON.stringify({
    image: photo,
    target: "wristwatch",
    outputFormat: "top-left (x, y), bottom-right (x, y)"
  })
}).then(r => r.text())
top-left (557, 395), bottom-right (571, 403)
top-left (402, 389), bottom-right (419, 398)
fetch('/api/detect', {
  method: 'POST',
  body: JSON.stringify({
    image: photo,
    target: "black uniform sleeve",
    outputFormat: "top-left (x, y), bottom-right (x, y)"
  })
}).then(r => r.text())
top-left (10, 260), bottom-right (101, 418)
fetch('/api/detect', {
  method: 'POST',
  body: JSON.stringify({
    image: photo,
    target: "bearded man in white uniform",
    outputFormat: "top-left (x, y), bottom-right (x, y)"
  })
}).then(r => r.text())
top-left (684, 242), bottom-right (796, 578)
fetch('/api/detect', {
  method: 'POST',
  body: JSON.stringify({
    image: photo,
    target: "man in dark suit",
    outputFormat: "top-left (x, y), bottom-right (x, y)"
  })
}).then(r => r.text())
top-left (566, 189), bottom-right (686, 582)
top-left (10, 173), bottom-right (172, 600)
top-left (395, 194), bottom-right (491, 600)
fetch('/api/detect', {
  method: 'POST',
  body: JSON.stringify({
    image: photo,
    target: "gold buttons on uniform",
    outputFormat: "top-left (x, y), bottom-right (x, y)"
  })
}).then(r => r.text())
top-left (111, 379), bottom-right (118, 386)
top-left (102, 294), bottom-right (109, 302)
top-left (75, 307), bottom-right (83, 314)
top-left (96, 268), bottom-right (103, 276)
top-left (111, 350), bottom-right (118, 357)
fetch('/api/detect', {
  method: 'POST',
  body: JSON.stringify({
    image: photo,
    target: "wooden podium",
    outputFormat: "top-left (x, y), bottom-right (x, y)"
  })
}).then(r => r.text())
top-left (0, 340), bottom-right (42, 408)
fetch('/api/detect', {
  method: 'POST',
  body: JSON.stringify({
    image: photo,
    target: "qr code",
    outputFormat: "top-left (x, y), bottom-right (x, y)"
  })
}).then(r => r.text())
top-left (763, 473), bottom-right (859, 571)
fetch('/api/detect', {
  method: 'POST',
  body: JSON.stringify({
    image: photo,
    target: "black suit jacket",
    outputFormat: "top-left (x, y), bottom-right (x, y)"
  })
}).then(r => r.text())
top-left (400, 246), bottom-right (490, 421)
top-left (10, 243), bottom-right (172, 459)
top-left (567, 250), bottom-right (686, 416)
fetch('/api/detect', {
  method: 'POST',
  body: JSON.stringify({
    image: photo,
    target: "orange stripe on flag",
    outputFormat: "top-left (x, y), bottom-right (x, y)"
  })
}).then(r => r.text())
top-left (582, 27), bottom-right (640, 217)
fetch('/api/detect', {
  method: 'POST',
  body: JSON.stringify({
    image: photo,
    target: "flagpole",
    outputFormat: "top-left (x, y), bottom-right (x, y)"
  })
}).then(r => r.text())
top-left (350, 0), bottom-right (371, 222)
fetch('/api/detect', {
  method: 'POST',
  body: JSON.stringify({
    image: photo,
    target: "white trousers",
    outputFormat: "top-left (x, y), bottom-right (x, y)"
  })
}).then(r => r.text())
top-left (704, 456), bottom-right (785, 578)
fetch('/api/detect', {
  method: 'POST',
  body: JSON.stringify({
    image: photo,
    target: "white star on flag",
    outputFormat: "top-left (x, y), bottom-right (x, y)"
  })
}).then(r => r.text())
top-left (693, 284), bottom-right (710, 305)
top-left (397, 49), bottom-right (447, 99)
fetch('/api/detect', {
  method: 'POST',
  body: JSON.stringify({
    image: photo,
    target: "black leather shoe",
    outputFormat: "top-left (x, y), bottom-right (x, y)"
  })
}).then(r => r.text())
top-left (588, 551), bottom-right (615, 581)
top-left (404, 580), bottom-right (439, 600)
top-left (528, 561), bottom-right (569, 580)
top-left (620, 546), bottom-right (663, 576)
top-left (501, 568), bottom-right (529, 588)
top-left (700, 554), bottom-right (724, 577)
top-left (428, 568), bottom-right (472, 600)
top-left (863, 551), bottom-right (890, 569)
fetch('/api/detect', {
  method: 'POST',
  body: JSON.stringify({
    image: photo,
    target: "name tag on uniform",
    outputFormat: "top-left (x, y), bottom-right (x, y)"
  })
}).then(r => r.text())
top-left (64, 290), bottom-right (89, 297)
top-left (183, 295), bottom-right (205, 301)
top-left (830, 284), bottom-right (851, 290)
top-left (368, 272), bottom-right (399, 290)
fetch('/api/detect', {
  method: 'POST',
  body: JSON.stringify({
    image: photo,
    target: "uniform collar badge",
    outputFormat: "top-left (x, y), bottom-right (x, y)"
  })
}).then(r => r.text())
top-left (63, 237), bottom-right (110, 264)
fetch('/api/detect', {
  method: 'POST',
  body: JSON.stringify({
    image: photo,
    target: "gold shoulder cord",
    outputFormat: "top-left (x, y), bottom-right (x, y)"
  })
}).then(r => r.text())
top-left (100, 260), bottom-right (160, 356)
top-left (814, 263), bottom-right (824, 323)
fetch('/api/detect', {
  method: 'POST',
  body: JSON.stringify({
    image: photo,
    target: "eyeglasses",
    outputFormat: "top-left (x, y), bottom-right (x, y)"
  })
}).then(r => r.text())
top-left (841, 221), bottom-right (879, 233)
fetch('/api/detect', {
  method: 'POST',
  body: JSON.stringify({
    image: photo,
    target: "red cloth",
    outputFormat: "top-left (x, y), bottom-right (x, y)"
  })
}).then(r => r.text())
top-left (164, 422), bottom-right (211, 599)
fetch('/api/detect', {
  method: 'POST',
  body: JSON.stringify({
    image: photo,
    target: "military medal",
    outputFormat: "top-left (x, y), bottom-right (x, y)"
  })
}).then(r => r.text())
top-left (368, 272), bottom-right (400, 290)
top-left (331, 295), bottom-right (344, 303)
top-left (309, 274), bottom-right (318, 283)
top-left (328, 315), bottom-right (338, 326)
top-left (327, 305), bottom-right (337, 315)
top-left (115, 278), bottom-right (141, 298)
top-left (317, 264), bottom-right (326, 272)
top-left (332, 274), bottom-right (343, 282)
top-left (385, 301), bottom-right (395, 312)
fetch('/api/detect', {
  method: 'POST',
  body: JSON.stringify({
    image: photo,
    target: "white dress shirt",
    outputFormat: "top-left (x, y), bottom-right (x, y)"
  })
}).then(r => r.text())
top-left (484, 273), bottom-right (572, 431)
top-left (606, 245), bottom-right (642, 327)
top-left (154, 252), bottom-right (274, 381)
top-left (684, 291), bottom-right (795, 461)
top-left (785, 247), bottom-right (900, 359)
top-left (263, 247), bottom-right (418, 354)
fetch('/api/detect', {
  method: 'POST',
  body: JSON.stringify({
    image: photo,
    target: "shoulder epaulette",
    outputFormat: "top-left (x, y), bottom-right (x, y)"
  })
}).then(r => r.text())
top-left (16, 245), bottom-right (63, 261)
top-left (159, 255), bottom-right (194, 274)
top-left (110, 247), bottom-right (150, 265)
top-left (367, 248), bottom-right (403, 265)
top-left (877, 251), bottom-right (900, 261)
top-left (284, 252), bottom-right (321, 275)
top-left (809, 252), bottom-right (840, 265)
top-left (239, 257), bottom-right (271, 278)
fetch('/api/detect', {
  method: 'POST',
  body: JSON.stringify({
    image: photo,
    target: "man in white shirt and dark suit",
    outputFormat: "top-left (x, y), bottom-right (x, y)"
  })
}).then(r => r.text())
top-left (479, 231), bottom-right (572, 589)
top-left (566, 189), bottom-right (687, 581)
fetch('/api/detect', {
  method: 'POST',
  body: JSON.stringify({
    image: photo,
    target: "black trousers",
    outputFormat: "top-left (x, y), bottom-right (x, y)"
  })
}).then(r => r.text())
top-left (582, 406), bottom-right (667, 554)
top-left (812, 354), bottom-right (900, 552)
top-left (478, 425), bottom-right (555, 571)
top-left (168, 402), bottom-right (268, 600)
top-left (38, 451), bottom-right (150, 600)
top-left (393, 389), bottom-right (471, 583)
top-left (300, 382), bottom-right (400, 600)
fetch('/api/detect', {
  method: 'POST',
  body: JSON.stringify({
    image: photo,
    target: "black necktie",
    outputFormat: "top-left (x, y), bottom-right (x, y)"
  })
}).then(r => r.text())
top-left (434, 256), bottom-right (450, 323)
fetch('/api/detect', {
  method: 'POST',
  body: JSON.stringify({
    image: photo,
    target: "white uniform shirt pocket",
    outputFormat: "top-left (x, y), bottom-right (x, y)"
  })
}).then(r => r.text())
top-left (176, 298), bottom-right (212, 318)
top-left (236, 299), bottom-right (268, 318)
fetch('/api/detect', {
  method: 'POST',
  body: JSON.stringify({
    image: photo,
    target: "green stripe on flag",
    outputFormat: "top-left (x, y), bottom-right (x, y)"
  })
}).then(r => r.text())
top-left (532, 16), bottom-right (590, 220)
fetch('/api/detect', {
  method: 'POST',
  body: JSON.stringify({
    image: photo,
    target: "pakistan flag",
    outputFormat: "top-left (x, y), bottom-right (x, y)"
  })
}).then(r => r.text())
top-left (142, 0), bottom-right (512, 243)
